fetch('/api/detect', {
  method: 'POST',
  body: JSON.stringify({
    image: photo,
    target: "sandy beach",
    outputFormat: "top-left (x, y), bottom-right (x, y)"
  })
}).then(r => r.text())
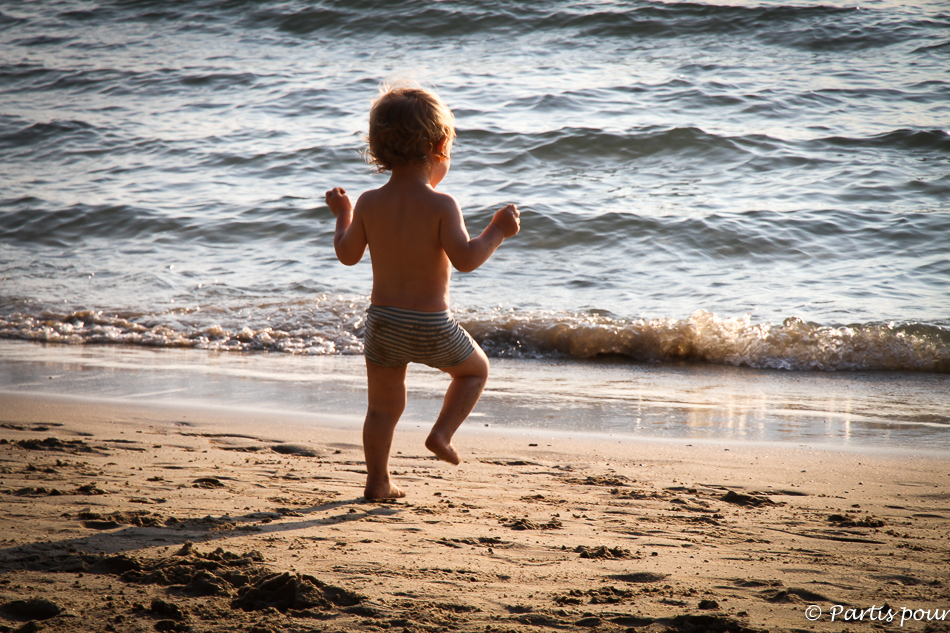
top-left (1, 391), bottom-right (948, 633)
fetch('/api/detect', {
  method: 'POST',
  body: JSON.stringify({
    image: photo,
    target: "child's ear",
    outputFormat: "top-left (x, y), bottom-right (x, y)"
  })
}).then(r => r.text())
top-left (434, 136), bottom-right (450, 159)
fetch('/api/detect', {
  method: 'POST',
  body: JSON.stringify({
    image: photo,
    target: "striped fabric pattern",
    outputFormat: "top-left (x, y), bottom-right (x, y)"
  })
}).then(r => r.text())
top-left (363, 305), bottom-right (476, 368)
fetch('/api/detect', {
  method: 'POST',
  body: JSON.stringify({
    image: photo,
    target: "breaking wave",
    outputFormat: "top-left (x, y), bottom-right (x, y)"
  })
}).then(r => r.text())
top-left (2, 305), bottom-right (947, 374)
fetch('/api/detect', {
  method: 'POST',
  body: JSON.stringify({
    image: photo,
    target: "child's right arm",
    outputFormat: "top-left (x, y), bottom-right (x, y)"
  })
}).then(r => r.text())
top-left (326, 187), bottom-right (367, 266)
top-left (440, 198), bottom-right (520, 273)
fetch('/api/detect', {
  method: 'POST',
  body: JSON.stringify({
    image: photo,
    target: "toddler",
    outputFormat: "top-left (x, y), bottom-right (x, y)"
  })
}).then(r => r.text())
top-left (326, 84), bottom-right (520, 499)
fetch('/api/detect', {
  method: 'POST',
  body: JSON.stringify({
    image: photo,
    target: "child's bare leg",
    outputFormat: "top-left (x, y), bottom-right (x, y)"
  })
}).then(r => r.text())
top-left (425, 346), bottom-right (490, 465)
top-left (363, 360), bottom-right (408, 499)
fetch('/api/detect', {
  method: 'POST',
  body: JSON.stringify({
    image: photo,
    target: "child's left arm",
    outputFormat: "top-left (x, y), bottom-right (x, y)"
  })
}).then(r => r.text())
top-left (326, 187), bottom-right (367, 266)
top-left (440, 199), bottom-right (519, 273)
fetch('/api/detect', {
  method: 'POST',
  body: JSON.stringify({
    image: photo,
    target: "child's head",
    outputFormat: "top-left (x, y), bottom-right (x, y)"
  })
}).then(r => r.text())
top-left (366, 84), bottom-right (455, 173)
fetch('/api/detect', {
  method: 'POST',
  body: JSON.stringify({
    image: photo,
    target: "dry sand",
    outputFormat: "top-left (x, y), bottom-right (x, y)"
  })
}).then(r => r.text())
top-left (1, 392), bottom-right (948, 633)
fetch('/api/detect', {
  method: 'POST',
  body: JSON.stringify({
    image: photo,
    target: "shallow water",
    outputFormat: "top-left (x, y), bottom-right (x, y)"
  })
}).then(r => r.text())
top-left (2, 341), bottom-right (948, 453)
top-left (2, 1), bottom-right (949, 381)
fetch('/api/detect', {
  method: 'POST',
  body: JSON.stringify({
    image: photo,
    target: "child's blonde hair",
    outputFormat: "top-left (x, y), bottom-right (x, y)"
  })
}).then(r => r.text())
top-left (366, 83), bottom-right (455, 173)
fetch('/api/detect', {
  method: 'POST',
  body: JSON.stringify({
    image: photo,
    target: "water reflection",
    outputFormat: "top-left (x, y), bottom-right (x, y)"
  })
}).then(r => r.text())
top-left (1, 340), bottom-right (947, 452)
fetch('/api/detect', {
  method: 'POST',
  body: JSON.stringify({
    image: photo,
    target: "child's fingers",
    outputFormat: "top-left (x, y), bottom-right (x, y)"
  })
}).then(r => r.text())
top-left (497, 204), bottom-right (520, 237)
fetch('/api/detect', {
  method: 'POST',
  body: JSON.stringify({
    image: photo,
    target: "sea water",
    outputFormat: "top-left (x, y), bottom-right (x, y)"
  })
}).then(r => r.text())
top-left (1, 1), bottom-right (948, 445)
top-left (3, 339), bottom-right (949, 452)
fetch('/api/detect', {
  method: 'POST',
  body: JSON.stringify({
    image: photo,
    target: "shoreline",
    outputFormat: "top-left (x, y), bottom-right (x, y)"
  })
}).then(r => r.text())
top-left (2, 391), bottom-right (949, 632)
top-left (2, 388), bottom-right (947, 461)
top-left (3, 339), bottom-right (949, 453)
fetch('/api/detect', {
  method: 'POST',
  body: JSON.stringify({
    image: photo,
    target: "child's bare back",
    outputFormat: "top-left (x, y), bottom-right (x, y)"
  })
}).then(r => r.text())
top-left (328, 172), bottom-right (517, 312)
top-left (326, 85), bottom-right (519, 499)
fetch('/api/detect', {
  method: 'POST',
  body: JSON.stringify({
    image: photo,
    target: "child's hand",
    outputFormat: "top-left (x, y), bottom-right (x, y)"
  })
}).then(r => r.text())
top-left (325, 187), bottom-right (353, 218)
top-left (491, 204), bottom-right (520, 238)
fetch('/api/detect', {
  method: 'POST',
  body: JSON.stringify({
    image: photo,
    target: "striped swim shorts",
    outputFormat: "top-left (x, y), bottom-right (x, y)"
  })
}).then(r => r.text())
top-left (362, 305), bottom-right (477, 368)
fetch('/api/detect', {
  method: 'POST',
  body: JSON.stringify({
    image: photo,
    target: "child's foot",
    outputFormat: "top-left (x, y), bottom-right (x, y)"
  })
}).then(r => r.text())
top-left (425, 435), bottom-right (460, 465)
top-left (364, 481), bottom-right (406, 500)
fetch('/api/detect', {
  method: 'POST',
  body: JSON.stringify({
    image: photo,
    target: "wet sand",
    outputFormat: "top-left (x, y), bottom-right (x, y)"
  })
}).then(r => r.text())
top-left (1, 392), bottom-right (948, 633)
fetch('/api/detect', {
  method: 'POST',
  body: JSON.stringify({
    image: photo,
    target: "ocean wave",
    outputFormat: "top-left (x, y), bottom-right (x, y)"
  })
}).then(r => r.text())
top-left (178, 71), bottom-right (260, 89)
top-left (0, 202), bottom-right (178, 246)
top-left (464, 124), bottom-right (950, 186)
top-left (541, 126), bottom-right (742, 162)
top-left (0, 62), bottom-right (260, 102)
top-left (0, 198), bottom-right (329, 247)
top-left (2, 305), bottom-right (947, 374)
top-left (467, 124), bottom-right (950, 165)
top-left (0, 305), bottom-right (363, 356)
top-left (467, 310), bottom-right (950, 373)
top-left (56, 7), bottom-right (113, 22)
top-left (234, 0), bottom-right (936, 54)
top-left (10, 34), bottom-right (76, 47)
top-left (0, 63), bottom-right (60, 88)
top-left (4, 193), bottom-right (945, 270)
top-left (561, 3), bottom-right (864, 41)
top-left (913, 40), bottom-right (950, 54)
top-left (0, 10), bottom-right (26, 28)
top-left (0, 119), bottom-right (99, 152)
top-left (464, 126), bottom-right (751, 169)
top-left (6, 0), bottom-right (943, 58)
top-left (815, 129), bottom-right (950, 153)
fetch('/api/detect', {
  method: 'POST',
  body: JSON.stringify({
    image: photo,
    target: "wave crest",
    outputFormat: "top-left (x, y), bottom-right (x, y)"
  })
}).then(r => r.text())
top-left (2, 305), bottom-right (945, 373)
top-left (467, 310), bottom-right (950, 373)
